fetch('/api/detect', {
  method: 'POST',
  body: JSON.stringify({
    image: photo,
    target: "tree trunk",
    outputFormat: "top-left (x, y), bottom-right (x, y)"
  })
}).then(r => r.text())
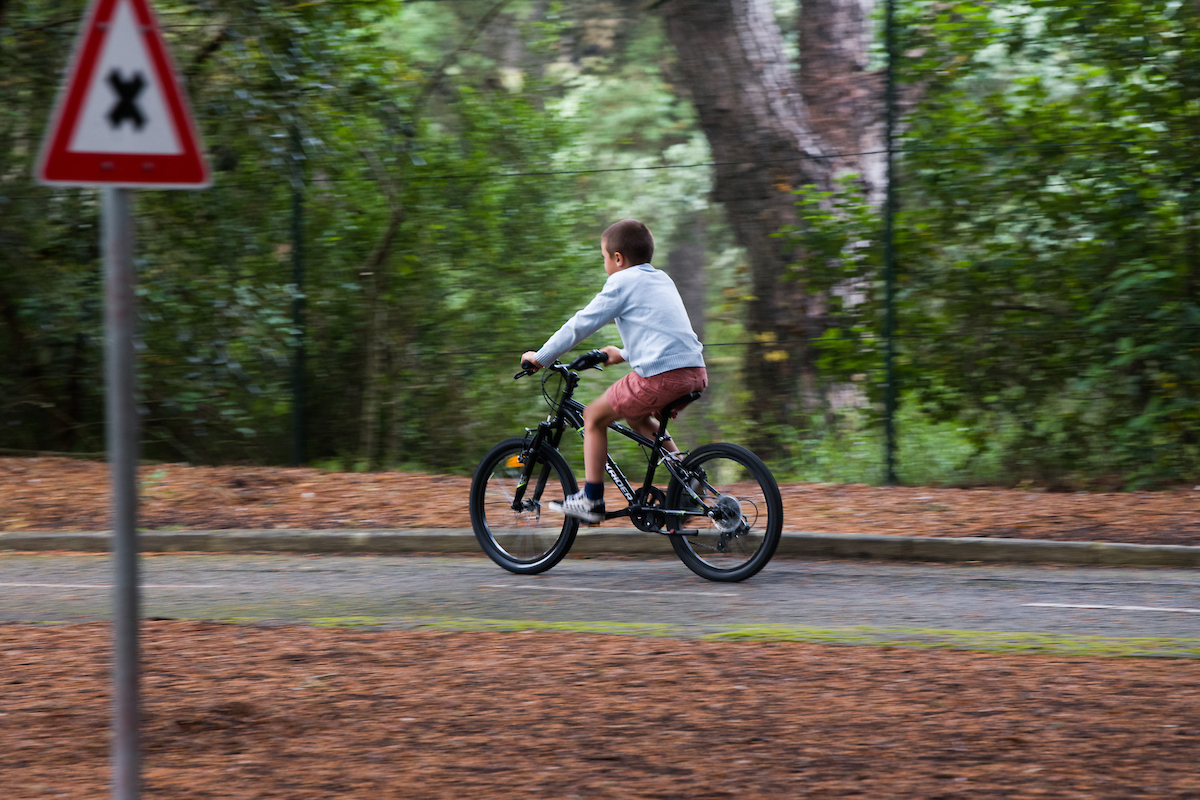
top-left (383, 330), bottom-right (415, 469)
top-left (666, 211), bottom-right (706, 343)
top-left (649, 0), bottom-right (885, 458)
top-left (358, 206), bottom-right (405, 469)
top-left (798, 0), bottom-right (885, 201)
top-left (654, 0), bottom-right (838, 457)
top-left (360, 270), bottom-right (386, 469)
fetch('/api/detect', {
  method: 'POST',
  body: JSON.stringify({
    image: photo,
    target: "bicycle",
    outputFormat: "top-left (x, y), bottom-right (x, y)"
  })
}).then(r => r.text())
top-left (469, 349), bottom-right (783, 582)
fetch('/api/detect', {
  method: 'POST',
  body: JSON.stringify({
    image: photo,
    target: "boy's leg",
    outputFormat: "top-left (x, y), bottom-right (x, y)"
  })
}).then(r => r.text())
top-left (625, 415), bottom-right (680, 454)
top-left (582, 394), bottom-right (623, 484)
top-left (548, 395), bottom-right (621, 523)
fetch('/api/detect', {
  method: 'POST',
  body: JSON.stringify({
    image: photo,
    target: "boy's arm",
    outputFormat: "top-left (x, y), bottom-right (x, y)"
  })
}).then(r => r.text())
top-left (519, 346), bottom-right (622, 373)
top-left (531, 280), bottom-right (626, 368)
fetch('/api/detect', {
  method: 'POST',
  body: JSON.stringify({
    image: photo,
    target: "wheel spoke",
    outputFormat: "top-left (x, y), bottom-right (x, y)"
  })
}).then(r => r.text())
top-left (666, 443), bottom-right (782, 581)
top-left (471, 440), bottom-right (578, 572)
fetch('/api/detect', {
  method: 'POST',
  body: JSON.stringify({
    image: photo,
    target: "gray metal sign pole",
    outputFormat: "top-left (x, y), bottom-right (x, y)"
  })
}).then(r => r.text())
top-left (103, 186), bottom-right (140, 800)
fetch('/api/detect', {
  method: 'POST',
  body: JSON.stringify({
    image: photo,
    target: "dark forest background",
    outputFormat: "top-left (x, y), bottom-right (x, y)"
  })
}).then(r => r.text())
top-left (3, 0), bottom-right (1199, 489)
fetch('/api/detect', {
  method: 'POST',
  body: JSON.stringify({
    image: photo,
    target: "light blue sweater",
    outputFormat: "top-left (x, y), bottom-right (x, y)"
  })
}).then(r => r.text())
top-left (534, 264), bottom-right (705, 377)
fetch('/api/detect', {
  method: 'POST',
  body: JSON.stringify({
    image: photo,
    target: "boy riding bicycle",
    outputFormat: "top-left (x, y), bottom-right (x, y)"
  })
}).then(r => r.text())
top-left (521, 219), bottom-right (707, 523)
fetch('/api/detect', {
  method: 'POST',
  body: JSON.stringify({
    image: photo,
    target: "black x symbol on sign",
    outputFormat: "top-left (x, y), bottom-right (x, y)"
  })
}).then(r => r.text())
top-left (107, 69), bottom-right (146, 131)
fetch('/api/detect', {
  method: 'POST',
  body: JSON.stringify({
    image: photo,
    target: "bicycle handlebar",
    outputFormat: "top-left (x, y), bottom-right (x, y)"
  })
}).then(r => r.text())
top-left (513, 349), bottom-right (609, 380)
top-left (569, 348), bottom-right (609, 371)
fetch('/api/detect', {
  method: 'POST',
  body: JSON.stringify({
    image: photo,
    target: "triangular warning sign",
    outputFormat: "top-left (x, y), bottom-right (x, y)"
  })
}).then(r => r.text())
top-left (36, 0), bottom-right (210, 188)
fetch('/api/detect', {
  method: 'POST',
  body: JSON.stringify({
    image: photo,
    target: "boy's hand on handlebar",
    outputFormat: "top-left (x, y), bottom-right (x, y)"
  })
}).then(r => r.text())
top-left (568, 348), bottom-right (612, 371)
top-left (516, 347), bottom-right (620, 379)
top-left (600, 346), bottom-right (624, 365)
top-left (520, 351), bottom-right (542, 374)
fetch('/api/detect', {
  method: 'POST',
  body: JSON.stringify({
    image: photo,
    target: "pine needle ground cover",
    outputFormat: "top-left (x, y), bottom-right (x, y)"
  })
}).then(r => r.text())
top-left (3, 622), bottom-right (1198, 799)
top-left (2, 458), bottom-right (1198, 545)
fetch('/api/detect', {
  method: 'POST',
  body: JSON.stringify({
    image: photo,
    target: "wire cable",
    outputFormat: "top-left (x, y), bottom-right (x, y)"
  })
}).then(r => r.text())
top-left (4, 133), bottom-right (1200, 202)
top-left (415, 322), bottom-right (1200, 361)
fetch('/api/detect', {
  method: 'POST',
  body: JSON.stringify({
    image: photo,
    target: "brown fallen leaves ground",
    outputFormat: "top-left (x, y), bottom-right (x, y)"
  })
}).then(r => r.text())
top-left (3, 622), bottom-right (1200, 799)
top-left (2, 457), bottom-right (1198, 545)
top-left (4, 458), bottom-right (1200, 797)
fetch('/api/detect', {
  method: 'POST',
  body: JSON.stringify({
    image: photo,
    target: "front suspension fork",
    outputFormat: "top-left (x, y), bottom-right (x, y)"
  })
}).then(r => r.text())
top-left (510, 423), bottom-right (557, 512)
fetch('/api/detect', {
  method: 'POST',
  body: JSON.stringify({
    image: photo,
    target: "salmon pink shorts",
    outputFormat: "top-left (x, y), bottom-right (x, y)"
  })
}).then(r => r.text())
top-left (605, 367), bottom-right (708, 422)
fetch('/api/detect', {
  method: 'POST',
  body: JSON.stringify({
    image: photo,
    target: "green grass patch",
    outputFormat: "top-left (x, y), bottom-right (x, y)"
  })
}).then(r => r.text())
top-left (308, 616), bottom-right (394, 629)
top-left (346, 615), bottom-right (1200, 658)
top-left (117, 614), bottom-right (1200, 658)
top-left (703, 624), bottom-right (1200, 658)
top-left (408, 616), bottom-right (683, 637)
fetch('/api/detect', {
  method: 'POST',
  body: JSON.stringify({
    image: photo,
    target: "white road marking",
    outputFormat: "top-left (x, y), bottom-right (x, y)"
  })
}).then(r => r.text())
top-left (1024, 602), bottom-right (1200, 614)
top-left (483, 584), bottom-right (737, 597)
top-left (0, 582), bottom-right (226, 590)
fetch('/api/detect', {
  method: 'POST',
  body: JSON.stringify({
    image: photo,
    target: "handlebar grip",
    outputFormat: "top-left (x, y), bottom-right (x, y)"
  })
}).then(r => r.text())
top-left (567, 349), bottom-right (610, 371)
top-left (514, 359), bottom-right (536, 380)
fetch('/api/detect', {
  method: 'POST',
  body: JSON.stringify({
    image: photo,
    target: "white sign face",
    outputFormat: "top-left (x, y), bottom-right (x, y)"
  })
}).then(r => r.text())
top-left (67, 0), bottom-right (182, 155)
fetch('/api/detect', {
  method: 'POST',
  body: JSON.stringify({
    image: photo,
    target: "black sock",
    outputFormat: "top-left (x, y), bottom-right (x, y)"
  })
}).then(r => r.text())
top-left (583, 481), bottom-right (604, 501)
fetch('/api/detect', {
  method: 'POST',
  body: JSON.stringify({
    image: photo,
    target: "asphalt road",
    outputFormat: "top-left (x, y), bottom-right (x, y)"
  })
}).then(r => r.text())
top-left (1, 553), bottom-right (1198, 647)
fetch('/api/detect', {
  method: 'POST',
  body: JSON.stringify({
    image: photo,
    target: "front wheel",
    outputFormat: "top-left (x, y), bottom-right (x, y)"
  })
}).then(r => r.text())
top-left (666, 442), bottom-right (783, 582)
top-left (470, 437), bottom-right (579, 574)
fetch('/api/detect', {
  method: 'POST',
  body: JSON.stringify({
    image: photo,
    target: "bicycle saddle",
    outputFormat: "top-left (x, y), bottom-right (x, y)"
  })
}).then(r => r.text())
top-left (659, 391), bottom-right (703, 421)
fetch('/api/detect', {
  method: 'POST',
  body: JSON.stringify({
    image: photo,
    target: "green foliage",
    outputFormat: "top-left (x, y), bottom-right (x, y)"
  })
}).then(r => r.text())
top-left (901, 0), bottom-right (1200, 486)
top-left (10, 0), bottom-right (1199, 490)
top-left (778, 180), bottom-right (884, 382)
top-left (781, 0), bottom-right (1200, 487)
top-left (0, 0), bottom-right (590, 469)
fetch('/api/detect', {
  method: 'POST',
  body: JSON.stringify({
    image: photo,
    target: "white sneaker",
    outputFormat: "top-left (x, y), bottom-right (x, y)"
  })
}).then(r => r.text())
top-left (547, 489), bottom-right (606, 524)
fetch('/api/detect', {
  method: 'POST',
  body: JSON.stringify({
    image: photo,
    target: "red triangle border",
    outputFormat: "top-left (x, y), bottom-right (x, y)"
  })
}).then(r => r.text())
top-left (35, 0), bottom-right (210, 189)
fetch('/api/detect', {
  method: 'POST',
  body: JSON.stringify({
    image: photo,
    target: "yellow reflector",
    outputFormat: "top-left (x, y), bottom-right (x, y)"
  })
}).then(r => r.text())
top-left (505, 455), bottom-right (523, 468)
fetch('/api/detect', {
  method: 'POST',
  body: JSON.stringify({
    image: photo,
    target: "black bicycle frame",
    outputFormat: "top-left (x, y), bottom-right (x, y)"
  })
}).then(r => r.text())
top-left (509, 363), bottom-right (707, 528)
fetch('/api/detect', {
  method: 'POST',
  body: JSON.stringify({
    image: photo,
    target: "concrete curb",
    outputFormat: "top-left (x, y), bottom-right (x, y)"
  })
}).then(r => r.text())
top-left (1, 529), bottom-right (1198, 567)
top-left (775, 531), bottom-right (1200, 567)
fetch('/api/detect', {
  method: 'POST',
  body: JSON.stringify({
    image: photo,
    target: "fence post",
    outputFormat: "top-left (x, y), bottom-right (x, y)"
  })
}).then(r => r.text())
top-left (290, 124), bottom-right (306, 467)
top-left (882, 0), bottom-right (899, 485)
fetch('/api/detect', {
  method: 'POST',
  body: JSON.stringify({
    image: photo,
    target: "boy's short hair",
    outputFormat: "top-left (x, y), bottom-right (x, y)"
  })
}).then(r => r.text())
top-left (602, 219), bottom-right (654, 265)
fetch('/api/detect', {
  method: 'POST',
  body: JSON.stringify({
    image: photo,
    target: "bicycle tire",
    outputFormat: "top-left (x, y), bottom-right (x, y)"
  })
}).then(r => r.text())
top-left (470, 437), bottom-right (580, 574)
top-left (665, 442), bottom-right (783, 582)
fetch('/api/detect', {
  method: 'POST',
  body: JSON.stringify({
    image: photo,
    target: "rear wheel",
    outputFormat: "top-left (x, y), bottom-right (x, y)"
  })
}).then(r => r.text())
top-left (470, 437), bottom-right (579, 574)
top-left (666, 442), bottom-right (783, 582)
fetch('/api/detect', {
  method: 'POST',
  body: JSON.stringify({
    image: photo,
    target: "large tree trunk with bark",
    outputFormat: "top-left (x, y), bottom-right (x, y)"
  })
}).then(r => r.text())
top-left (666, 211), bottom-right (707, 343)
top-left (799, 0), bottom-right (885, 200)
top-left (652, 0), bottom-right (880, 458)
